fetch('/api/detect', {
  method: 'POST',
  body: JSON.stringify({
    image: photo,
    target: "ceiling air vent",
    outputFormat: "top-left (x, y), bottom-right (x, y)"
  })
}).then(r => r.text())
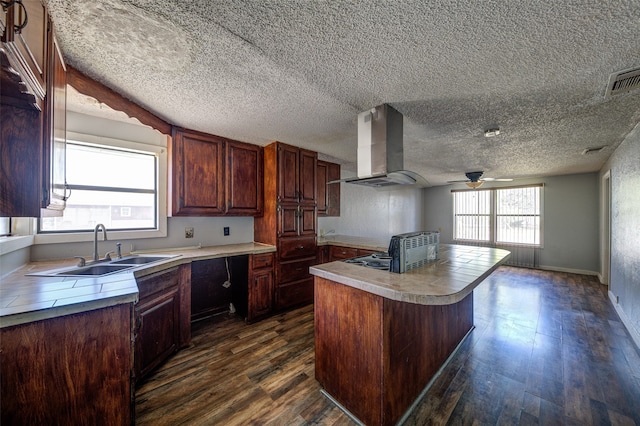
top-left (606, 67), bottom-right (640, 98)
top-left (582, 146), bottom-right (606, 155)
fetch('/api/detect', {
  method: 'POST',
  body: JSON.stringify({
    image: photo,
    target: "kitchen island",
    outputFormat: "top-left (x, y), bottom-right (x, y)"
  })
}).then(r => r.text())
top-left (309, 244), bottom-right (510, 426)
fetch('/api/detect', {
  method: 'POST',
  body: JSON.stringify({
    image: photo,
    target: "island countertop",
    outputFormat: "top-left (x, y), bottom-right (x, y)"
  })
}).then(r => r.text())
top-left (310, 244), bottom-right (510, 305)
top-left (0, 242), bottom-right (275, 328)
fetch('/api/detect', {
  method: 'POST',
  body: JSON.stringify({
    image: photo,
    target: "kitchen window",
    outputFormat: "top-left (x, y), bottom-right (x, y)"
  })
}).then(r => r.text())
top-left (39, 137), bottom-right (162, 235)
top-left (453, 185), bottom-right (543, 246)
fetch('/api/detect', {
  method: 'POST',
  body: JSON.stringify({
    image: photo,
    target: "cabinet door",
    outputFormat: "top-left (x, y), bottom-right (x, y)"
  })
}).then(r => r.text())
top-left (317, 160), bottom-right (340, 217)
top-left (277, 143), bottom-right (299, 203)
top-left (226, 140), bottom-right (263, 215)
top-left (277, 203), bottom-right (300, 237)
top-left (299, 148), bottom-right (317, 205)
top-left (3, 0), bottom-right (47, 100)
top-left (326, 162), bottom-right (341, 216)
top-left (299, 204), bottom-right (317, 236)
top-left (0, 105), bottom-right (41, 217)
top-left (171, 128), bottom-right (225, 215)
top-left (135, 289), bottom-right (179, 379)
top-left (317, 161), bottom-right (328, 215)
top-left (248, 267), bottom-right (274, 322)
top-left (42, 32), bottom-right (67, 211)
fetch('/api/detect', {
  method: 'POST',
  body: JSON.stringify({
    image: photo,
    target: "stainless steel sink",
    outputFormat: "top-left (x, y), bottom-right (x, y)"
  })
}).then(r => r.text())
top-left (55, 264), bottom-right (134, 277)
top-left (109, 256), bottom-right (171, 265)
top-left (27, 254), bottom-right (178, 277)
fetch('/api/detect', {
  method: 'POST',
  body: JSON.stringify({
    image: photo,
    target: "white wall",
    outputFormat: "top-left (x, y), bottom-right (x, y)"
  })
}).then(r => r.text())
top-left (601, 122), bottom-right (640, 346)
top-left (318, 169), bottom-right (424, 240)
top-left (422, 173), bottom-right (600, 274)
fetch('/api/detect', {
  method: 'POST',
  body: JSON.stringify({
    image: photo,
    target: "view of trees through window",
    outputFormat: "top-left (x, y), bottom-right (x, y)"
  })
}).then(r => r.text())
top-left (454, 186), bottom-right (542, 246)
top-left (40, 142), bottom-right (157, 233)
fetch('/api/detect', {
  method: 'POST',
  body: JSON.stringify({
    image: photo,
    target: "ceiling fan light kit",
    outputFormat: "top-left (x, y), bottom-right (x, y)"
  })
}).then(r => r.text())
top-left (465, 181), bottom-right (484, 189)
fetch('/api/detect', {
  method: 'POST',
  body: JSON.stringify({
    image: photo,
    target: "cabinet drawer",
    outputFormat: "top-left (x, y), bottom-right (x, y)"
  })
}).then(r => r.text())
top-left (136, 267), bottom-right (179, 301)
top-left (275, 277), bottom-right (314, 310)
top-left (279, 236), bottom-right (317, 260)
top-left (329, 246), bottom-right (359, 261)
top-left (252, 252), bottom-right (274, 269)
top-left (278, 257), bottom-right (317, 284)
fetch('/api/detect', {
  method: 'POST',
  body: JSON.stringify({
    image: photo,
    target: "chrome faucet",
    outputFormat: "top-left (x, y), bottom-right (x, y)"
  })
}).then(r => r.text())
top-left (321, 229), bottom-right (336, 237)
top-left (93, 224), bottom-right (108, 262)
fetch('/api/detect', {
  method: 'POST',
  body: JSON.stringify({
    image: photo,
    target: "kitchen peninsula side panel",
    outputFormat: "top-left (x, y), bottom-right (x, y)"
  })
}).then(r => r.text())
top-left (314, 276), bottom-right (473, 426)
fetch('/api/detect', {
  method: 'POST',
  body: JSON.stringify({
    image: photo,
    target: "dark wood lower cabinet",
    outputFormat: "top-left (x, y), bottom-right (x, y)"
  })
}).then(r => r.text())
top-left (0, 304), bottom-right (134, 425)
top-left (315, 276), bottom-right (473, 426)
top-left (134, 266), bottom-right (190, 382)
top-left (232, 253), bottom-right (274, 323)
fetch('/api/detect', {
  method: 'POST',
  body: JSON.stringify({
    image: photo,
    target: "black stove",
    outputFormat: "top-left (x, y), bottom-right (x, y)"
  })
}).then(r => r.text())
top-left (343, 252), bottom-right (391, 270)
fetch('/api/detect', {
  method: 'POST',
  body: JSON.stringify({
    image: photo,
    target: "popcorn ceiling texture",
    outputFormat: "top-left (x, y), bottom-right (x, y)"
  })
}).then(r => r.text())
top-left (45, 0), bottom-right (640, 185)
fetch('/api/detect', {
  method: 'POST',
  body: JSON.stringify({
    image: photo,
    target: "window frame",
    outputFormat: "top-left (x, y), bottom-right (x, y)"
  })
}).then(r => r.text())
top-left (35, 132), bottom-right (168, 245)
top-left (452, 184), bottom-right (544, 248)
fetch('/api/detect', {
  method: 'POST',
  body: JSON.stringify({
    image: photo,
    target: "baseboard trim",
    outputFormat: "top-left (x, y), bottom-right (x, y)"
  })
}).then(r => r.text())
top-left (537, 264), bottom-right (599, 277)
top-left (609, 290), bottom-right (640, 351)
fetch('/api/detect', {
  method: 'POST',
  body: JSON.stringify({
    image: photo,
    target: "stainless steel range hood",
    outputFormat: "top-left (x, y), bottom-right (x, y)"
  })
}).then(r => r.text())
top-left (341, 104), bottom-right (429, 188)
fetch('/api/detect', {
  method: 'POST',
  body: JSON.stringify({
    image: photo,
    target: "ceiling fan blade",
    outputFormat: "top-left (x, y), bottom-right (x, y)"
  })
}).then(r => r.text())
top-left (447, 179), bottom-right (470, 183)
top-left (481, 178), bottom-right (513, 182)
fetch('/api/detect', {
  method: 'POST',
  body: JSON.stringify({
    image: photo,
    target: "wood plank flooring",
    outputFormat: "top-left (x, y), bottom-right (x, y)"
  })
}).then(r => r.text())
top-left (135, 267), bottom-right (640, 425)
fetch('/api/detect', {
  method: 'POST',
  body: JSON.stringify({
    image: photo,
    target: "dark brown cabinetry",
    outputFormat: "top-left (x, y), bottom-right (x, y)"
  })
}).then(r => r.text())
top-left (0, 304), bottom-right (134, 425)
top-left (226, 140), bottom-right (263, 215)
top-left (2, 0), bottom-right (48, 104)
top-left (170, 127), bottom-right (263, 216)
top-left (134, 266), bottom-right (190, 381)
top-left (255, 142), bottom-right (318, 311)
top-left (41, 31), bottom-right (66, 211)
top-left (328, 245), bottom-right (378, 261)
top-left (317, 160), bottom-right (340, 217)
top-left (247, 252), bottom-right (275, 322)
top-left (170, 127), bottom-right (225, 216)
top-left (1, 3), bottom-right (67, 216)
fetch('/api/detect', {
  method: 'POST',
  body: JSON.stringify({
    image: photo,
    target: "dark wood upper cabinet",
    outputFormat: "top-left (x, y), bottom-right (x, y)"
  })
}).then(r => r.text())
top-left (299, 148), bottom-right (317, 205)
top-left (41, 31), bottom-right (67, 212)
top-left (317, 160), bottom-right (340, 217)
top-left (2, 0), bottom-right (48, 105)
top-left (170, 128), bottom-right (263, 216)
top-left (276, 143), bottom-right (300, 203)
top-left (226, 140), bottom-right (263, 215)
top-left (170, 127), bottom-right (225, 216)
top-left (276, 143), bottom-right (317, 205)
top-left (1, 4), bottom-right (67, 217)
top-left (0, 104), bottom-right (42, 217)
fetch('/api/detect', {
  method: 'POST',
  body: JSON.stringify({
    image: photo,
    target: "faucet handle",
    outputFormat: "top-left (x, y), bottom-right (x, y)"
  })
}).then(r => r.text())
top-left (116, 242), bottom-right (122, 259)
top-left (74, 256), bottom-right (86, 267)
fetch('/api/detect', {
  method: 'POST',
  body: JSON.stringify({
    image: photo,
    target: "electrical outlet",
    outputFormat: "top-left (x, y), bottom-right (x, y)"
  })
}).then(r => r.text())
top-left (185, 227), bottom-right (194, 238)
top-left (224, 226), bottom-right (230, 236)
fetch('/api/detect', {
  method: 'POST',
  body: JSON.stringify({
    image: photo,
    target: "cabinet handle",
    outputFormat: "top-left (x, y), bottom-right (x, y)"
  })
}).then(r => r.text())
top-left (295, 268), bottom-right (303, 271)
top-left (296, 245), bottom-right (305, 250)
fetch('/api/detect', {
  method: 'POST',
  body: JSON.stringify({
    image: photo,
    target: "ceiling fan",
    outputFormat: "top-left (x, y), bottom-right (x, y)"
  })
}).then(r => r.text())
top-left (448, 171), bottom-right (513, 188)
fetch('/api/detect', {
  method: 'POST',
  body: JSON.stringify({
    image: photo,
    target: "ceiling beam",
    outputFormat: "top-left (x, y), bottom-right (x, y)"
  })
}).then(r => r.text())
top-left (66, 65), bottom-right (171, 135)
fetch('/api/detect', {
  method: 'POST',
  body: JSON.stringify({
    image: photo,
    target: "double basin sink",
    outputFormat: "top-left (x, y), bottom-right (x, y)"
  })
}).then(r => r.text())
top-left (29, 255), bottom-right (178, 278)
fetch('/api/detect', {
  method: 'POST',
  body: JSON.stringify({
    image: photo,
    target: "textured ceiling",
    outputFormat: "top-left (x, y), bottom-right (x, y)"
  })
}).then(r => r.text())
top-left (45, 0), bottom-right (640, 186)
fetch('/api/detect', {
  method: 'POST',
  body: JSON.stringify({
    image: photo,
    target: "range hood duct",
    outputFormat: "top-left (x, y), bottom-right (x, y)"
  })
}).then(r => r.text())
top-left (342, 104), bottom-right (429, 188)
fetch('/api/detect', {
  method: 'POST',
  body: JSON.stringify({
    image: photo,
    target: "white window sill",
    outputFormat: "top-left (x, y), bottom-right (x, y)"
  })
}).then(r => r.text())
top-left (0, 235), bottom-right (35, 255)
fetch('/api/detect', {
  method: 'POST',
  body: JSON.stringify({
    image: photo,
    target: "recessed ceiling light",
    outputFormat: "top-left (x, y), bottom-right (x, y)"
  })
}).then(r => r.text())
top-left (484, 128), bottom-right (500, 137)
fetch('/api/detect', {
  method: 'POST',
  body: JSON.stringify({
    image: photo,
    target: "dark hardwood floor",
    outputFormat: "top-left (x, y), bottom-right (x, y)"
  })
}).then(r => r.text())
top-left (135, 267), bottom-right (640, 425)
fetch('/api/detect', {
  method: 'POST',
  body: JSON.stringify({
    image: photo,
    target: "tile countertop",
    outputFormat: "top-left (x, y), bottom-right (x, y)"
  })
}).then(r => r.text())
top-left (0, 242), bottom-right (275, 328)
top-left (310, 244), bottom-right (511, 306)
top-left (317, 235), bottom-right (389, 252)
